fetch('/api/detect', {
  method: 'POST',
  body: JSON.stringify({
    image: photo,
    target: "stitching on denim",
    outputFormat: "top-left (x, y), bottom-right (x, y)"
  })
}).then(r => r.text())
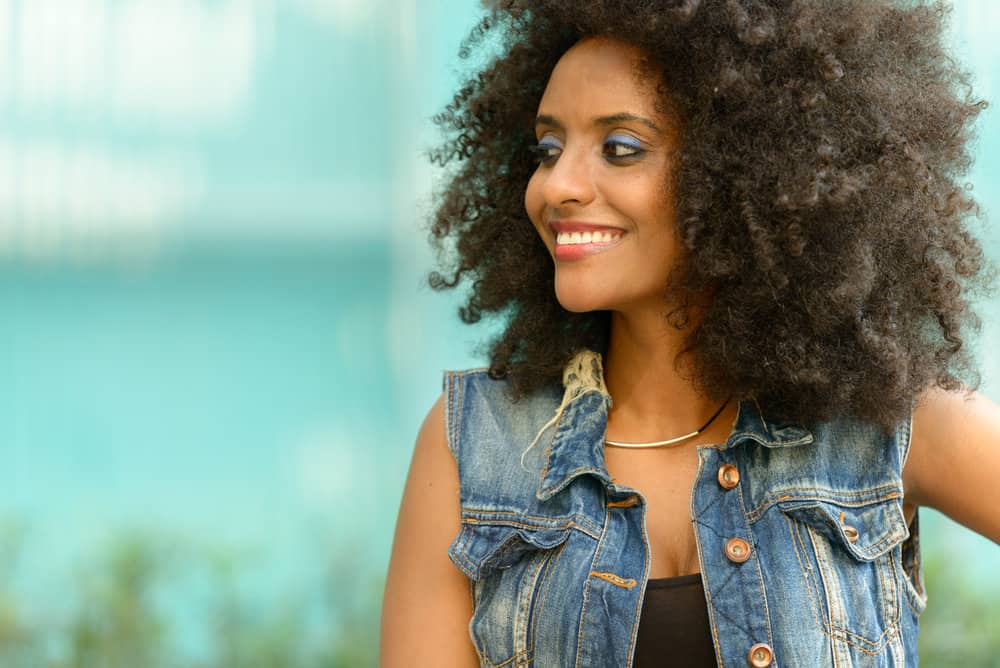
top-left (762, 498), bottom-right (908, 562)
top-left (452, 551), bottom-right (476, 579)
top-left (624, 493), bottom-right (649, 668)
top-left (460, 508), bottom-right (602, 538)
top-left (468, 577), bottom-right (494, 667)
top-left (860, 524), bottom-right (908, 559)
top-left (449, 372), bottom-right (460, 457)
top-left (450, 525), bottom-right (478, 579)
top-left (696, 557), bottom-right (760, 645)
top-left (808, 523), bottom-right (850, 667)
top-left (469, 542), bottom-right (553, 667)
top-left (786, 515), bottom-right (904, 653)
top-left (738, 486), bottom-right (776, 655)
top-left (448, 372), bottom-right (457, 457)
top-left (693, 515), bottom-right (728, 543)
top-left (694, 483), bottom-right (726, 517)
top-left (529, 540), bottom-right (567, 657)
top-left (749, 484), bottom-right (902, 513)
top-left (465, 582), bottom-right (484, 665)
top-left (444, 373), bottom-right (453, 457)
top-left (515, 547), bottom-right (549, 657)
top-left (538, 466), bottom-right (608, 497)
top-left (451, 550), bottom-right (479, 580)
top-left (878, 544), bottom-right (902, 635)
top-left (745, 487), bottom-right (903, 522)
top-left (786, 514), bottom-right (827, 632)
top-left (896, 546), bottom-right (927, 616)
top-left (706, 598), bottom-right (753, 643)
top-left (689, 455), bottom-right (724, 665)
top-left (456, 372), bottom-right (465, 454)
top-left (574, 496), bottom-right (610, 668)
top-left (803, 523), bottom-right (902, 653)
top-left (461, 517), bottom-right (600, 542)
top-left (898, 513), bottom-right (927, 616)
top-left (479, 533), bottom-right (534, 576)
top-left (486, 651), bottom-right (516, 668)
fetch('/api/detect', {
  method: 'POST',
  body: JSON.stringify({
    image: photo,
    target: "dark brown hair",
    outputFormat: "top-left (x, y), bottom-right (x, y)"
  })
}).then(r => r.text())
top-left (425, 0), bottom-right (993, 431)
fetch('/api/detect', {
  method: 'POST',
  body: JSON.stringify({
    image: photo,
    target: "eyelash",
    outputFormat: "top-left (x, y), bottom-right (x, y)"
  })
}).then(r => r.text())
top-left (528, 138), bottom-right (645, 165)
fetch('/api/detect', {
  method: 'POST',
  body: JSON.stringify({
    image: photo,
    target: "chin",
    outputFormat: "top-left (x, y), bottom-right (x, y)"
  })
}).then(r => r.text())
top-left (554, 288), bottom-right (609, 314)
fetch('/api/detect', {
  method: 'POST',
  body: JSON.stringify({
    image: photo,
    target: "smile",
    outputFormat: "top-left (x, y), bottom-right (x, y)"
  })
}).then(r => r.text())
top-left (554, 230), bottom-right (627, 261)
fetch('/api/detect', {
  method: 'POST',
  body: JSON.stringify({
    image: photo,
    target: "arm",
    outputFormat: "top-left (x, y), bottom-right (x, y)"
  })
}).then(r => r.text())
top-left (380, 392), bottom-right (481, 667)
top-left (903, 386), bottom-right (1000, 544)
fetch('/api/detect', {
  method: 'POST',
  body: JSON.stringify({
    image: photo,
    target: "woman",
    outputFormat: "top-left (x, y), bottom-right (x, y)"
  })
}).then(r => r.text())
top-left (382, 1), bottom-right (1000, 666)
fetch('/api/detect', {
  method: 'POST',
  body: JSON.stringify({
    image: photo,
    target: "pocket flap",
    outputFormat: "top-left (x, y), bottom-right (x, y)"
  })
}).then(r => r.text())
top-left (448, 522), bottom-right (571, 581)
top-left (778, 496), bottom-right (908, 561)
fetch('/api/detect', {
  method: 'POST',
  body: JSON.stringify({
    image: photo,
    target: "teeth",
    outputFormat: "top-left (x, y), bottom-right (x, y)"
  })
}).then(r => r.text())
top-left (557, 230), bottom-right (623, 245)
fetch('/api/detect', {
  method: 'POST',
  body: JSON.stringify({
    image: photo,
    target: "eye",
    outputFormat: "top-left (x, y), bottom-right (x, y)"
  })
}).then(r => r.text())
top-left (528, 139), bottom-right (561, 165)
top-left (603, 136), bottom-right (644, 161)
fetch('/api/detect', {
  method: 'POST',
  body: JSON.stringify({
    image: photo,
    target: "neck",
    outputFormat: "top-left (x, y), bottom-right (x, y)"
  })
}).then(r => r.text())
top-left (603, 309), bottom-right (734, 443)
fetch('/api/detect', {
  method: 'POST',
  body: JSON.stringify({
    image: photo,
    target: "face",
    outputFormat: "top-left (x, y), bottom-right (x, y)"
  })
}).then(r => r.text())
top-left (524, 36), bottom-right (682, 315)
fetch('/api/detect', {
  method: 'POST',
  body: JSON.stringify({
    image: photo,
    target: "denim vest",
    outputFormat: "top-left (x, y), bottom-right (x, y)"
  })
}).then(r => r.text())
top-left (443, 349), bottom-right (926, 667)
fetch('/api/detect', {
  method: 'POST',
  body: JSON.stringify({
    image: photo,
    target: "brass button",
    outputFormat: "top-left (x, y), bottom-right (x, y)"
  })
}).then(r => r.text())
top-left (717, 463), bottom-right (740, 489)
top-left (747, 642), bottom-right (773, 667)
top-left (838, 511), bottom-right (860, 543)
top-left (725, 537), bottom-right (751, 563)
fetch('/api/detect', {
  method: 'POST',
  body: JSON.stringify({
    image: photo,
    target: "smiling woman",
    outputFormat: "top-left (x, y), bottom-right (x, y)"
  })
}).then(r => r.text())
top-left (524, 37), bottom-right (682, 315)
top-left (381, 1), bottom-right (1000, 667)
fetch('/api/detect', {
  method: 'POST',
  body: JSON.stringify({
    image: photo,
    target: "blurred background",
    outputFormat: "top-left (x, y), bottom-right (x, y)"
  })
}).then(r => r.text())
top-left (0, 0), bottom-right (996, 666)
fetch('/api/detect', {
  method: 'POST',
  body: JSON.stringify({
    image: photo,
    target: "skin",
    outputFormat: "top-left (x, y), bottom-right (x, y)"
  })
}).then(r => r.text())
top-left (380, 36), bottom-right (1000, 665)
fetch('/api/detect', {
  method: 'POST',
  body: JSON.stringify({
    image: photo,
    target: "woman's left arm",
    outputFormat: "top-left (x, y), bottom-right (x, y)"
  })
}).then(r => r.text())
top-left (904, 387), bottom-right (1000, 545)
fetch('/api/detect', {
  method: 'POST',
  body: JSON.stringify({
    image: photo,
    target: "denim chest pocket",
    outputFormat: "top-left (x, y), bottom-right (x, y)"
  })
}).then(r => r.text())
top-left (778, 494), bottom-right (911, 653)
top-left (448, 517), bottom-right (576, 667)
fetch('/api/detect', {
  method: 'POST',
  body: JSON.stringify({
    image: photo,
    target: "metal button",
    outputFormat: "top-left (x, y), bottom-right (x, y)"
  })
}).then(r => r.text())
top-left (839, 511), bottom-right (860, 543)
top-left (747, 642), bottom-right (773, 667)
top-left (725, 537), bottom-right (751, 563)
top-left (717, 463), bottom-right (740, 489)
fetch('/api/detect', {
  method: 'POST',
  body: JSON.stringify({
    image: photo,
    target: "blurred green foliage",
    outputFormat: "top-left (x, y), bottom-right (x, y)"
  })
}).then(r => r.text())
top-left (0, 517), bottom-right (382, 668)
top-left (919, 548), bottom-right (1000, 667)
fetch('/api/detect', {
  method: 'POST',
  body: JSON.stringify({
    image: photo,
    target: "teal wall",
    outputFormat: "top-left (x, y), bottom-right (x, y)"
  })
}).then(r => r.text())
top-left (0, 1), bottom-right (996, 666)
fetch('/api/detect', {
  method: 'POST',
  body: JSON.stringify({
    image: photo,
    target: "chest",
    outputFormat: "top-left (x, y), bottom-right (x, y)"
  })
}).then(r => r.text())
top-left (604, 446), bottom-right (702, 579)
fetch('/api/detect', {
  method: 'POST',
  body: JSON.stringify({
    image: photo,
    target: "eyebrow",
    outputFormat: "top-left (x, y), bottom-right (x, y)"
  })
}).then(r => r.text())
top-left (534, 112), bottom-right (662, 134)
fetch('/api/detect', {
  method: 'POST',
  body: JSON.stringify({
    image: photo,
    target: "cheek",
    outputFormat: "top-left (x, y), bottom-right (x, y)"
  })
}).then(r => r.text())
top-left (524, 172), bottom-right (545, 228)
top-left (621, 174), bottom-right (674, 229)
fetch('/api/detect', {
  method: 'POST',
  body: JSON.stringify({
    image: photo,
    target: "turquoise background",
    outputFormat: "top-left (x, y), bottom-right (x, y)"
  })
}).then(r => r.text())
top-left (0, 1), bottom-right (997, 665)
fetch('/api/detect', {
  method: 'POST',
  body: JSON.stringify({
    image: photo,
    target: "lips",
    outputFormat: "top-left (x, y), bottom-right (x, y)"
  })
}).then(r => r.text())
top-left (550, 222), bottom-right (627, 262)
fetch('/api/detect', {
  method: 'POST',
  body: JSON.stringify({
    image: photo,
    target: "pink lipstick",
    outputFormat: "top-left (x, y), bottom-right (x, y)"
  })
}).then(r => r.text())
top-left (550, 221), bottom-right (627, 262)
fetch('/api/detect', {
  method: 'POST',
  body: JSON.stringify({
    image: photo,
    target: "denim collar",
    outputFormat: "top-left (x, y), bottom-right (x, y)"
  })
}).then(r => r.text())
top-left (535, 386), bottom-right (813, 502)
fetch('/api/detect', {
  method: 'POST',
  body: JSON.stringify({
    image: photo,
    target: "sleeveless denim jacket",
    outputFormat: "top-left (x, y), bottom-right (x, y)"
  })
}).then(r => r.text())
top-left (443, 349), bottom-right (926, 667)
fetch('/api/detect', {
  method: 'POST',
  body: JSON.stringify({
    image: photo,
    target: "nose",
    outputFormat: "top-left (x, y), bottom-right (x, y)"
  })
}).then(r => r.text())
top-left (541, 144), bottom-right (596, 208)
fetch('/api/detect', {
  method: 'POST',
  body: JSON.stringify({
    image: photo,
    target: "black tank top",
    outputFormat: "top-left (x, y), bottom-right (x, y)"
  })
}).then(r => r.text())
top-left (632, 572), bottom-right (717, 666)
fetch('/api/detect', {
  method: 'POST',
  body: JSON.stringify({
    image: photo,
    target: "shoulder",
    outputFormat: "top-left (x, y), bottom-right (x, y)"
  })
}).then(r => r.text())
top-left (907, 386), bottom-right (998, 473)
top-left (904, 386), bottom-right (1000, 543)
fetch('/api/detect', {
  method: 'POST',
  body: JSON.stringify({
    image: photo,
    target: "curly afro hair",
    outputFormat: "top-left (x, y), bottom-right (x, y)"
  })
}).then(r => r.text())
top-left (425, 0), bottom-right (993, 431)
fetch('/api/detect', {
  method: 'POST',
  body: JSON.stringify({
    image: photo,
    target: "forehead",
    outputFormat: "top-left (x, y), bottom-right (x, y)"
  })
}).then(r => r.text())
top-left (538, 37), bottom-right (661, 117)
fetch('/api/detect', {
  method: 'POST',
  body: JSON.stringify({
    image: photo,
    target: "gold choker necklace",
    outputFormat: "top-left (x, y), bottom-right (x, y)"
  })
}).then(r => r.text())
top-left (605, 397), bottom-right (732, 448)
